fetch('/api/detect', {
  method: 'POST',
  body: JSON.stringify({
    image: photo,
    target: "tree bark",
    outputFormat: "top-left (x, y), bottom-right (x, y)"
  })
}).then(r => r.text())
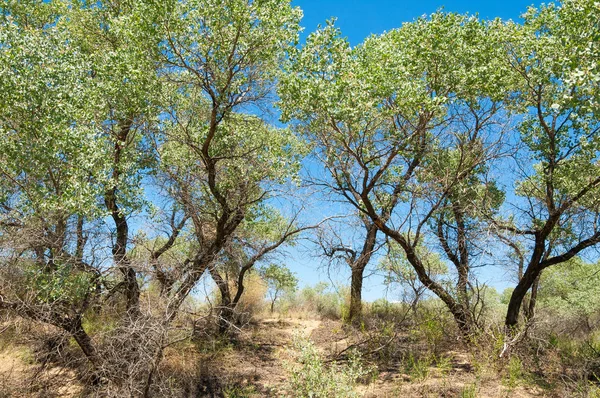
top-left (506, 264), bottom-right (541, 327)
top-left (69, 318), bottom-right (98, 367)
top-left (527, 275), bottom-right (539, 320)
top-left (349, 266), bottom-right (364, 322)
top-left (347, 221), bottom-right (378, 322)
top-left (209, 265), bottom-right (236, 333)
top-left (270, 291), bottom-right (278, 313)
top-left (105, 120), bottom-right (140, 316)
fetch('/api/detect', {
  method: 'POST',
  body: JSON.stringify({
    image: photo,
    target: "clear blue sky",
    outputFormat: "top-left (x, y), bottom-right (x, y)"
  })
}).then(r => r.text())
top-left (273, 0), bottom-right (542, 302)
top-left (293, 0), bottom-right (536, 46)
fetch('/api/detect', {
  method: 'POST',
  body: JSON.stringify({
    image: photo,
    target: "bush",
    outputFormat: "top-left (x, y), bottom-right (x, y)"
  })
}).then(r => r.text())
top-left (366, 298), bottom-right (409, 322)
top-left (279, 282), bottom-right (345, 320)
top-left (232, 273), bottom-right (268, 324)
top-left (285, 333), bottom-right (372, 397)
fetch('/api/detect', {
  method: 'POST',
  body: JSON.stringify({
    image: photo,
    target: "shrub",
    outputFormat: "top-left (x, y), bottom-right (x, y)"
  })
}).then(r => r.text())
top-left (366, 298), bottom-right (408, 322)
top-left (503, 356), bottom-right (523, 392)
top-left (404, 352), bottom-right (432, 381)
top-left (232, 273), bottom-right (268, 324)
top-left (280, 282), bottom-right (345, 320)
top-left (286, 333), bottom-right (372, 397)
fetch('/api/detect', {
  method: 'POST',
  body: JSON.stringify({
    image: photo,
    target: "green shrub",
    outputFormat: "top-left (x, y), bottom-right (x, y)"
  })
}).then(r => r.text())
top-left (460, 382), bottom-right (478, 398)
top-left (404, 352), bottom-right (432, 381)
top-left (24, 263), bottom-right (95, 306)
top-left (410, 310), bottom-right (447, 355)
top-left (223, 384), bottom-right (257, 398)
top-left (367, 298), bottom-right (408, 322)
top-left (280, 282), bottom-right (345, 320)
top-left (286, 333), bottom-right (372, 397)
top-left (503, 356), bottom-right (523, 391)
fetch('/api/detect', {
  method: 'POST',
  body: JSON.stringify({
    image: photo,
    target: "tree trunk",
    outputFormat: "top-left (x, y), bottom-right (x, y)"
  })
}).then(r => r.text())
top-left (456, 264), bottom-right (472, 326)
top-left (349, 266), bottom-right (364, 322)
top-left (347, 221), bottom-right (378, 322)
top-left (404, 238), bottom-right (474, 336)
top-left (70, 319), bottom-right (98, 366)
top-left (525, 274), bottom-right (540, 321)
top-left (270, 290), bottom-right (279, 314)
top-left (105, 121), bottom-right (140, 316)
top-left (208, 266), bottom-right (236, 334)
top-left (506, 265), bottom-right (541, 327)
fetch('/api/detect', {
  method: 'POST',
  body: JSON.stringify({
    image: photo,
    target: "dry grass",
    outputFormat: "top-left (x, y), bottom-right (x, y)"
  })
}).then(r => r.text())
top-left (1, 310), bottom-right (599, 397)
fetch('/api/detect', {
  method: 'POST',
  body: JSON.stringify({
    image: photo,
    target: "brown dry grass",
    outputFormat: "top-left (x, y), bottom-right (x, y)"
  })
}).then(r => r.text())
top-left (0, 314), bottom-right (596, 397)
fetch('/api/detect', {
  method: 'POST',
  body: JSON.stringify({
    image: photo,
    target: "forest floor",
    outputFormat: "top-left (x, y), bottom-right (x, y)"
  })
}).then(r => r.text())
top-left (0, 316), bottom-right (554, 397)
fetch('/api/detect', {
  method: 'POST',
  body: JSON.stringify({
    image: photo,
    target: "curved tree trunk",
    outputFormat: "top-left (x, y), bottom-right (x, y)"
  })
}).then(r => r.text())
top-left (373, 218), bottom-right (476, 336)
top-left (506, 265), bottom-right (541, 327)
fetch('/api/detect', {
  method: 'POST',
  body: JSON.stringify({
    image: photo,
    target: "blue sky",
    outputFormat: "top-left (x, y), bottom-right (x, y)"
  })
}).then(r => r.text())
top-left (294, 0), bottom-right (537, 46)
top-left (271, 0), bottom-right (543, 302)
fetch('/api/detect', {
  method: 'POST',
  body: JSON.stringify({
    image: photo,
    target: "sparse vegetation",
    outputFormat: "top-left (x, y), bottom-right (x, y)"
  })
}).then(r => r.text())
top-left (285, 333), bottom-right (372, 398)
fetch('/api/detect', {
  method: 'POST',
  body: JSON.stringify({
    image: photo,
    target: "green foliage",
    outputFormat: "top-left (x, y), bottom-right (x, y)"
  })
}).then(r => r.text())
top-left (379, 242), bottom-right (448, 308)
top-left (164, 0), bottom-right (302, 102)
top-left (304, 283), bottom-right (344, 319)
top-left (262, 263), bottom-right (298, 293)
top-left (460, 382), bottom-right (478, 398)
top-left (418, 314), bottom-right (447, 355)
top-left (436, 354), bottom-right (453, 377)
top-left (2, 0), bottom-right (600, 395)
top-left (381, 243), bottom-right (448, 284)
top-left (24, 264), bottom-right (95, 306)
top-left (503, 356), bottom-right (524, 392)
top-left (157, 0), bottom-right (305, 220)
top-left (588, 383), bottom-right (600, 398)
top-left (286, 334), bottom-right (372, 398)
top-left (261, 263), bottom-right (298, 312)
top-left (223, 384), bottom-right (257, 398)
top-left (500, 288), bottom-right (514, 306)
top-left (243, 205), bottom-right (298, 244)
top-left (160, 109), bottom-right (303, 195)
top-left (404, 352), bottom-right (432, 381)
top-left (539, 258), bottom-right (600, 321)
top-left (0, 4), bottom-right (108, 218)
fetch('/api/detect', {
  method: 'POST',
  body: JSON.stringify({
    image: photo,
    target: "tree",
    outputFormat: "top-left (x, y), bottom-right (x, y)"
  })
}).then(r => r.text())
top-left (262, 263), bottom-right (298, 313)
top-left (1, 0), bottom-right (171, 383)
top-left (141, 0), bottom-right (303, 391)
top-left (494, 0), bottom-right (600, 329)
top-left (58, 0), bottom-right (167, 318)
top-left (0, 0), bottom-right (111, 367)
top-left (0, 0), bottom-right (304, 392)
top-left (316, 215), bottom-right (380, 322)
top-left (537, 257), bottom-right (600, 333)
top-left (279, 14), bottom-right (510, 335)
top-left (207, 206), bottom-right (315, 332)
top-left (152, 0), bottom-right (302, 324)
